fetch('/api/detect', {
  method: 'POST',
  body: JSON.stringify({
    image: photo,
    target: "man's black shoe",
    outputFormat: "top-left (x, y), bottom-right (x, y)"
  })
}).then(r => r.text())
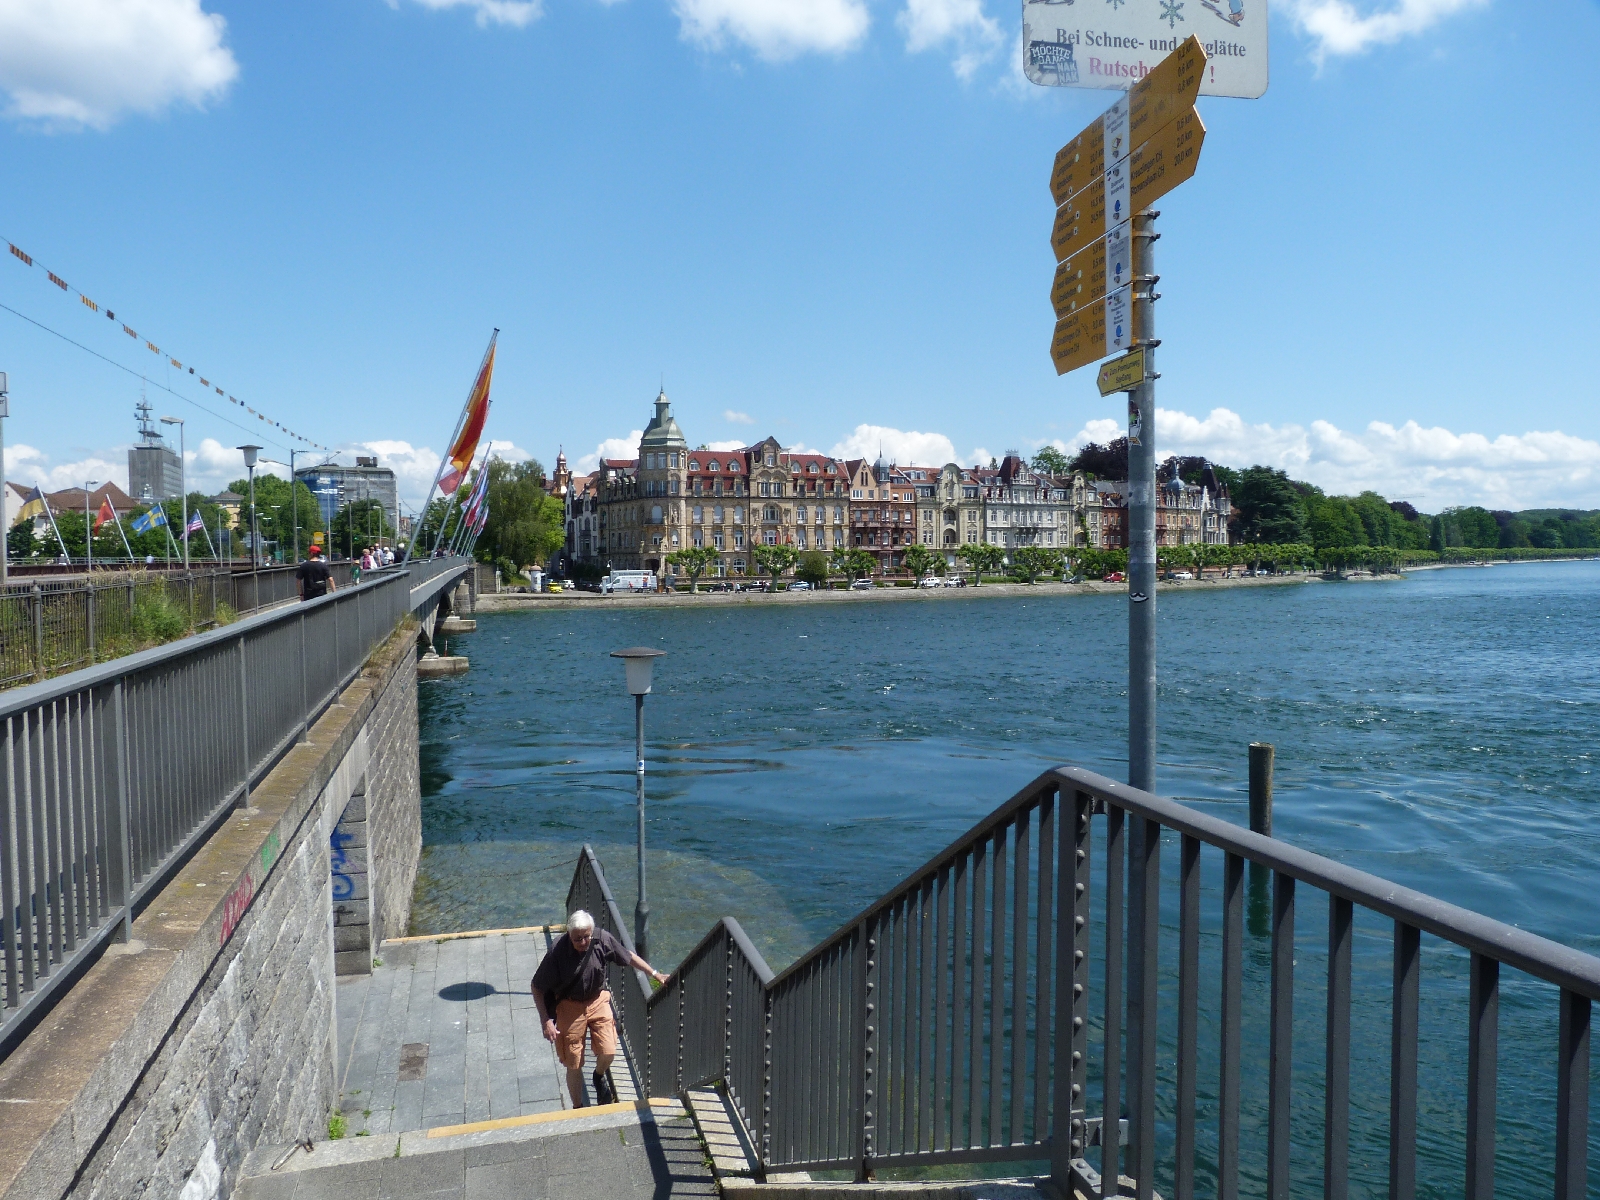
top-left (593, 1069), bottom-right (616, 1105)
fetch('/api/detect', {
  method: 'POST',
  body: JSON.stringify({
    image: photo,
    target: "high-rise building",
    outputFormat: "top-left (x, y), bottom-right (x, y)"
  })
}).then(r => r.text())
top-left (295, 457), bottom-right (399, 535)
top-left (127, 399), bottom-right (183, 502)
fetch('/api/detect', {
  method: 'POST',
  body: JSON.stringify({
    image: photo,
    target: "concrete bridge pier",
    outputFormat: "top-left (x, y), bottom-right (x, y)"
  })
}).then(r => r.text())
top-left (417, 592), bottom-right (469, 678)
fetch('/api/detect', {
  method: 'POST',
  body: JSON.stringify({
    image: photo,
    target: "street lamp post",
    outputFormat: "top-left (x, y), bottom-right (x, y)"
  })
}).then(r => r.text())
top-left (85, 480), bottom-right (99, 572)
top-left (609, 646), bottom-right (666, 958)
top-left (238, 445), bottom-right (262, 596)
top-left (160, 416), bottom-right (188, 570)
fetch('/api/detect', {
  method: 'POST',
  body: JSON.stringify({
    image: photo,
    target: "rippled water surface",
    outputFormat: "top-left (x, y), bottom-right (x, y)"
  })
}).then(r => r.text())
top-left (412, 562), bottom-right (1600, 1197)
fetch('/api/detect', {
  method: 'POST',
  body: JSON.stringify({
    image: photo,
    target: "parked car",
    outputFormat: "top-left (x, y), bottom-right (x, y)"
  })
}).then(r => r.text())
top-left (918, 576), bottom-right (943, 589)
top-left (850, 578), bottom-right (875, 591)
top-left (704, 581), bottom-right (732, 593)
top-left (1104, 571), bottom-right (1126, 583)
top-left (788, 581), bottom-right (811, 592)
top-left (1168, 570), bottom-right (1193, 581)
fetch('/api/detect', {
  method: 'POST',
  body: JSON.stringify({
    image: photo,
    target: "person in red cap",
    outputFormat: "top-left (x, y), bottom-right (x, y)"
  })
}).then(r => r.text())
top-left (296, 544), bottom-right (338, 602)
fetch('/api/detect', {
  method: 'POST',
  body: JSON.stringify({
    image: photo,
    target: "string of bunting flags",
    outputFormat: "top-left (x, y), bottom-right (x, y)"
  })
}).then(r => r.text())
top-left (3, 235), bottom-right (333, 452)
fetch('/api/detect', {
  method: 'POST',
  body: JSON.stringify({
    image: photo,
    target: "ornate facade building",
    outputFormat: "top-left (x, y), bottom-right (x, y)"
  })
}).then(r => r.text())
top-left (847, 456), bottom-right (916, 571)
top-left (979, 454), bottom-right (1078, 554)
top-left (910, 464), bottom-right (984, 567)
top-left (684, 445), bottom-right (751, 573)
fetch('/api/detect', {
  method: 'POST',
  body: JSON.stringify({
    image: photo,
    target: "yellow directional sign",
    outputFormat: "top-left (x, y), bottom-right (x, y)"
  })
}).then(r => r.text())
top-left (1049, 35), bottom-right (1206, 207)
top-left (1050, 285), bottom-right (1137, 376)
top-left (1051, 107), bottom-right (1205, 263)
top-left (1129, 106), bottom-right (1205, 211)
top-left (1096, 348), bottom-right (1146, 396)
top-left (1051, 221), bottom-right (1132, 319)
top-left (1125, 36), bottom-right (1204, 149)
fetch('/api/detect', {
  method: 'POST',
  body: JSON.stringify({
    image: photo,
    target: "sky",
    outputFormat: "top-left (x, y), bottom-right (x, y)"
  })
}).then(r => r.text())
top-left (1, 0), bottom-right (1598, 515)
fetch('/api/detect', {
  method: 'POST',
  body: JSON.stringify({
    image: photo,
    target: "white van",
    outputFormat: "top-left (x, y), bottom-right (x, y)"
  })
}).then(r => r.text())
top-left (600, 570), bottom-right (656, 595)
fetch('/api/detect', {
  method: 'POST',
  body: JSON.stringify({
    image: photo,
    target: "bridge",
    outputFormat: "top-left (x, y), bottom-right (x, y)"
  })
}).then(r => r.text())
top-left (1, 565), bottom-right (1595, 1200)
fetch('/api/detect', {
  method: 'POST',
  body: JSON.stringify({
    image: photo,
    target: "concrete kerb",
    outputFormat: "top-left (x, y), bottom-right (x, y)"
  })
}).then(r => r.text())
top-left (0, 617), bottom-right (420, 1200)
top-left (717, 1182), bottom-right (1056, 1200)
top-left (239, 1097), bottom-right (690, 1183)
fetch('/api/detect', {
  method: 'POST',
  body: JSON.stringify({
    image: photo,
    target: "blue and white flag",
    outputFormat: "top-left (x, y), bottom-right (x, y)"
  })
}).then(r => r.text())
top-left (131, 506), bottom-right (168, 534)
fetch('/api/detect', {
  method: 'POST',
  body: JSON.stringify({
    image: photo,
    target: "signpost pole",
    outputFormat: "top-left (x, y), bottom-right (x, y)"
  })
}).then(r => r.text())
top-left (1128, 205), bottom-right (1159, 794)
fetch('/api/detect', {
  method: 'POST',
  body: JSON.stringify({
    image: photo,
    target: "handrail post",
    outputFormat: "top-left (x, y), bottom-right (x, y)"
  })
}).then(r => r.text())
top-left (236, 634), bottom-right (250, 805)
top-left (86, 580), bottom-right (95, 666)
top-left (1050, 789), bottom-right (1085, 1188)
top-left (32, 585), bottom-right (43, 682)
top-left (853, 916), bottom-right (875, 1181)
top-left (105, 680), bottom-right (134, 942)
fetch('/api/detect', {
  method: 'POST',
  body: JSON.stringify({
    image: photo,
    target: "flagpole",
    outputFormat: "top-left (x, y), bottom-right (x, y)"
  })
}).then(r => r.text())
top-left (402, 330), bottom-right (497, 567)
top-left (110, 504), bottom-right (135, 562)
top-left (450, 444), bottom-right (492, 556)
top-left (39, 492), bottom-right (70, 565)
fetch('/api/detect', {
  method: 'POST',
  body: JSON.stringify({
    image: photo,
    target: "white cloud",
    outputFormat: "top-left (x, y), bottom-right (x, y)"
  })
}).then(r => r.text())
top-left (1285, 0), bottom-right (1485, 63)
top-left (706, 440), bottom-right (747, 452)
top-left (0, 0), bottom-right (237, 129)
top-left (723, 409), bottom-right (754, 425)
top-left (674, 0), bottom-right (870, 59)
top-left (393, 0), bottom-right (542, 28)
top-left (897, 0), bottom-right (1001, 79)
top-left (1054, 406), bottom-right (1600, 512)
top-left (572, 431), bottom-right (644, 476)
top-left (829, 424), bottom-right (958, 467)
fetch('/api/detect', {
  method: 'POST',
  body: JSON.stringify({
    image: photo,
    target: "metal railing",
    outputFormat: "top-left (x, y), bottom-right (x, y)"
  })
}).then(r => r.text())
top-left (0, 564), bottom-right (365, 689)
top-left (569, 764), bottom-right (1600, 1197)
top-left (0, 556), bottom-right (470, 1059)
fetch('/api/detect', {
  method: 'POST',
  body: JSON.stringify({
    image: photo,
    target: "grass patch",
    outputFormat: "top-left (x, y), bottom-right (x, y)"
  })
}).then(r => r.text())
top-left (327, 1111), bottom-right (348, 1140)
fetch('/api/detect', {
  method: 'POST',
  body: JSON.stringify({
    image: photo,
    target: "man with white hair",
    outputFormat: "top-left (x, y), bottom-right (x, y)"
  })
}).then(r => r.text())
top-left (532, 909), bottom-right (668, 1107)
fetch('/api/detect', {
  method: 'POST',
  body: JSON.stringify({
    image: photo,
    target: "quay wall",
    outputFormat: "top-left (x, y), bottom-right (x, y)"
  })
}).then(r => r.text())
top-left (0, 621), bottom-right (422, 1200)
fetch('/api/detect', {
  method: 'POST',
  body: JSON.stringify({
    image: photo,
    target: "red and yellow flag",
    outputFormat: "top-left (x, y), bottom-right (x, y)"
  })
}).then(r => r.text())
top-left (438, 335), bottom-right (496, 495)
top-left (95, 498), bottom-right (116, 531)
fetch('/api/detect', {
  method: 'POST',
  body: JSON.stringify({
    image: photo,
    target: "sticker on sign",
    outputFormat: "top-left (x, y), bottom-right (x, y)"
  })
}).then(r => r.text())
top-left (1022, 0), bottom-right (1266, 99)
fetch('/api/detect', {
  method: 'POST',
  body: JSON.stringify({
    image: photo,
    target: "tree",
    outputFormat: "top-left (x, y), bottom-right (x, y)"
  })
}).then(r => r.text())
top-left (957, 542), bottom-right (1006, 583)
top-left (667, 545), bottom-right (721, 592)
top-left (1232, 466), bottom-right (1308, 544)
top-left (7, 522), bottom-right (39, 561)
top-left (902, 542), bottom-right (939, 579)
top-left (474, 459), bottom-right (564, 569)
top-left (830, 546), bottom-right (876, 582)
top-left (752, 543), bottom-right (798, 586)
top-left (229, 475), bottom-right (326, 562)
top-left (1031, 446), bottom-right (1071, 476)
top-left (332, 499), bottom-right (392, 559)
top-left (795, 550), bottom-right (830, 587)
top-left (1011, 545), bottom-right (1061, 583)
top-left (1068, 438), bottom-right (1128, 481)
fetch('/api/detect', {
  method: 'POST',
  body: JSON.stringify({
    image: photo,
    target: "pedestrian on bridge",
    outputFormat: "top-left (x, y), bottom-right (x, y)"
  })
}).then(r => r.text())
top-left (296, 544), bottom-right (338, 601)
top-left (533, 909), bottom-right (668, 1108)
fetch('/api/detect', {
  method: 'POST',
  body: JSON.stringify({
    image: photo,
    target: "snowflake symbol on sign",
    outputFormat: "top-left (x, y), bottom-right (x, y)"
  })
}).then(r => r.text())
top-left (1106, 0), bottom-right (1125, 8)
top-left (1160, 0), bottom-right (1184, 25)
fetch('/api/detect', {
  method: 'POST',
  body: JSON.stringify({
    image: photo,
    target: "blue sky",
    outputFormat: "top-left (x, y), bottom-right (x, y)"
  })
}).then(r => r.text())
top-left (1, 0), bottom-right (1597, 514)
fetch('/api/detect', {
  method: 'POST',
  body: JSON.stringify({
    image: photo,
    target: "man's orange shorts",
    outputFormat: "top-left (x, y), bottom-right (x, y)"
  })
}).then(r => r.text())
top-left (553, 991), bottom-right (616, 1069)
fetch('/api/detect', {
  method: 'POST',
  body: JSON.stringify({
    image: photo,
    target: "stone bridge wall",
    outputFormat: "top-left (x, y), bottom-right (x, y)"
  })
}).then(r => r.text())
top-left (0, 620), bottom-right (422, 1200)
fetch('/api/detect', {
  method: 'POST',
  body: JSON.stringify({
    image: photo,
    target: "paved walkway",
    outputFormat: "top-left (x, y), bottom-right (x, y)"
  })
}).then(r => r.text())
top-left (335, 927), bottom-right (609, 1136)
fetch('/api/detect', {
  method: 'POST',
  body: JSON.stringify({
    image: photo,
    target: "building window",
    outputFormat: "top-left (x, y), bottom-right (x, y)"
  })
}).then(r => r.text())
top-left (650, 505), bottom-right (663, 524)
top-left (834, 506), bottom-right (843, 523)
top-left (833, 531), bottom-right (844, 548)
top-left (774, 482), bottom-right (784, 497)
top-left (764, 505), bottom-right (778, 522)
top-left (796, 506), bottom-right (807, 524)
top-left (713, 531), bottom-right (724, 549)
top-left (735, 531), bottom-right (745, 548)
top-left (923, 532), bottom-right (933, 545)
top-left (652, 535), bottom-right (662, 547)
top-left (765, 454), bottom-right (775, 466)
top-left (763, 530), bottom-right (776, 545)
top-left (796, 529), bottom-right (807, 548)
top-left (689, 459), bottom-right (700, 471)
top-left (734, 507), bottom-right (744, 523)
top-left (966, 532), bottom-right (977, 543)
top-left (693, 506), bottom-right (703, 523)
top-left (733, 558), bottom-right (745, 573)
top-left (714, 480), bottom-right (724, 496)
top-left (712, 505), bottom-right (724, 522)
top-left (670, 479), bottom-right (679, 495)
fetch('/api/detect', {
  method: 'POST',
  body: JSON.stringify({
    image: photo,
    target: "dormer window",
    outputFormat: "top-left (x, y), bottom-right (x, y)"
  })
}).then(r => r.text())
top-left (689, 459), bottom-right (700, 471)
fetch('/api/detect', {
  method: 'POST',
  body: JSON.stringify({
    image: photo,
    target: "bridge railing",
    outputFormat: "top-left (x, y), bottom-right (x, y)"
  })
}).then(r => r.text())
top-left (570, 765), bottom-right (1600, 1197)
top-left (0, 556), bottom-right (470, 1060)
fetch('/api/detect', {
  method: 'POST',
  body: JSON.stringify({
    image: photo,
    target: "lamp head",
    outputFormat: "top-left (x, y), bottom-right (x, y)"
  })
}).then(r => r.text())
top-left (237, 444), bottom-right (262, 470)
top-left (160, 415), bottom-right (182, 426)
top-left (609, 646), bottom-right (666, 696)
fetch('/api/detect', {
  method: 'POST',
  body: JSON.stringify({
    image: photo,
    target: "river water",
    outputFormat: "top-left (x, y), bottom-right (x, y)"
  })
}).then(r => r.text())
top-left (412, 561), bottom-right (1599, 1197)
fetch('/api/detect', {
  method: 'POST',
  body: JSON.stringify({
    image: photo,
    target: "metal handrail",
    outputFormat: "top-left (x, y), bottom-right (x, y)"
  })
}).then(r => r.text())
top-left (569, 763), bottom-right (1599, 1197)
top-left (0, 556), bottom-right (471, 1060)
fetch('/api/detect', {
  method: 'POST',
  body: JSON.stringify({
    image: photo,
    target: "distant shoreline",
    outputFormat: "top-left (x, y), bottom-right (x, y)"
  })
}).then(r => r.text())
top-left (472, 570), bottom-right (1327, 612)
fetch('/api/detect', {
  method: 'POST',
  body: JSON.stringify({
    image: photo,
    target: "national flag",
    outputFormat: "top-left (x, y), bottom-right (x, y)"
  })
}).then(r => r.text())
top-left (95, 499), bottom-right (116, 531)
top-left (461, 456), bottom-right (492, 529)
top-left (131, 506), bottom-right (168, 534)
top-left (437, 335), bottom-right (496, 495)
top-left (17, 485), bottom-right (47, 524)
top-left (186, 511), bottom-right (205, 534)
